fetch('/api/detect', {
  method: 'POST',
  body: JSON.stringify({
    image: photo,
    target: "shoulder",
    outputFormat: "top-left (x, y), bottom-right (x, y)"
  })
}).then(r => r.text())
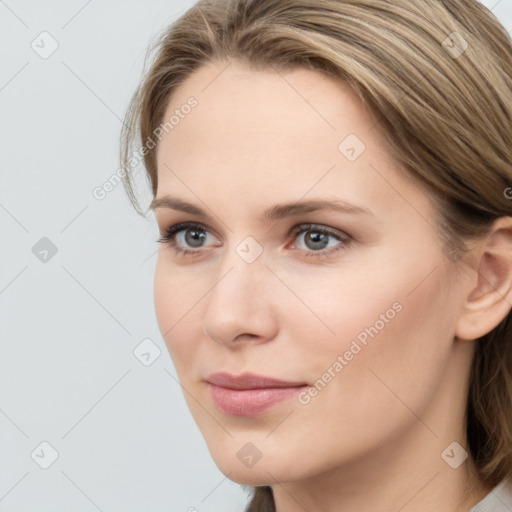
top-left (468, 478), bottom-right (512, 512)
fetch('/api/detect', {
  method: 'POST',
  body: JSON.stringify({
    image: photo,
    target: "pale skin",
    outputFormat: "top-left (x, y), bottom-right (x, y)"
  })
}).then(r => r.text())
top-left (151, 59), bottom-right (512, 512)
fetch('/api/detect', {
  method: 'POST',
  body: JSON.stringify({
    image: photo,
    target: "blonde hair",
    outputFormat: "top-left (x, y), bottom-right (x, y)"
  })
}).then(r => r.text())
top-left (119, 1), bottom-right (512, 510)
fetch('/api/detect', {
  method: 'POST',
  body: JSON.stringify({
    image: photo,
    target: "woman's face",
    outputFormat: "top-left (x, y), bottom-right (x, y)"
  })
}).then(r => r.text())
top-left (152, 60), bottom-right (476, 487)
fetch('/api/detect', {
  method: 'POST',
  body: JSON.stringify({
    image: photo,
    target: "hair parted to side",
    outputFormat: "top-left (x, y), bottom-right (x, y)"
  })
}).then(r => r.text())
top-left (120, 0), bottom-right (512, 510)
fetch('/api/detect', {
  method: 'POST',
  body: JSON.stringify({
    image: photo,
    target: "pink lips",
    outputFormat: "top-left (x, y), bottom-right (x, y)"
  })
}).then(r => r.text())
top-left (205, 372), bottom-right (309, 416)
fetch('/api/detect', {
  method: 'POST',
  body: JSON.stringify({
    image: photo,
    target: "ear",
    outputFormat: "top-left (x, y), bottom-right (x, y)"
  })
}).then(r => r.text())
top-left (455, 216), bottom-right (512, 341)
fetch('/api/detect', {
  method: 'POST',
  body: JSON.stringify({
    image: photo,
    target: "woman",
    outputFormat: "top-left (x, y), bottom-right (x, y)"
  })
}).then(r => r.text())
top-left (119, 0), bottom-right (512, 510)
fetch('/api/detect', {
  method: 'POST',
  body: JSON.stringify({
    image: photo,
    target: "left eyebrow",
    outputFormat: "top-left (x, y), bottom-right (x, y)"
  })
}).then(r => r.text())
top-left (149, 196), bottom-right (375, 221)
top-left (264, 198), bottom-right (374, 221)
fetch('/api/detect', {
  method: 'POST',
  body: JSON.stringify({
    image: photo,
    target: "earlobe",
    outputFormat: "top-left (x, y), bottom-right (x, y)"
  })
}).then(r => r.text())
top-left (455, 217), bottom-right (512, 341)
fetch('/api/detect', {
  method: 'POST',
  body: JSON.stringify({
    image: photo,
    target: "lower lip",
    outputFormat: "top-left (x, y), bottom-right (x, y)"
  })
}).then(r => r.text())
top-left (207, 383), bottom-right (307, 416)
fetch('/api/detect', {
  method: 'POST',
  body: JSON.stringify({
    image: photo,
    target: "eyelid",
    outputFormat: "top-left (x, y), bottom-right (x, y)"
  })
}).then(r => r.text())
top-left (160, 222), bottom-right (220, 240)
top-left (289, 223), bottom-right (350, 242)
top-left (288, 223), bottom-right (352, 258)
top-left (157, 221), bottom-right (220, 255)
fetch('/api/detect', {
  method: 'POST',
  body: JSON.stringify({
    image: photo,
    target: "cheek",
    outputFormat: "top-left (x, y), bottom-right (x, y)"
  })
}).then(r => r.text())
top-left (273, 260), bottom-right (403, 364)
top-left (293, 252), bottom-right (455, 426)
top-left (283, 243), bottom-right (455, 407)
top-left (153, 257), bottom-right (196, 364)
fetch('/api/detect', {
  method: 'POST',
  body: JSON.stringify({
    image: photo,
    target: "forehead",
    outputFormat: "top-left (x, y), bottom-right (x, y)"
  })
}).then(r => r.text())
top-left (159, 60), bottom-right (379, 156)
top-left (159, 62), bottom-right (375, 166)
top-left (154, 59), bottom-right (430, 224)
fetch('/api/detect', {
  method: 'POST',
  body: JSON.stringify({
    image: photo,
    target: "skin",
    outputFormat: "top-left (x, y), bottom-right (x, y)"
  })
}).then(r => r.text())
top-left (151, 59), bottom-right (512, 512)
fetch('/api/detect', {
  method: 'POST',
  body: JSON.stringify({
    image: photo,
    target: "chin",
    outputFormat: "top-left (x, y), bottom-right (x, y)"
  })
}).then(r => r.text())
top-left (209, 447), bottom-right (303, 486)
top-left (225, 470), bottom-right (272, 486)
top-left (216, 463), bottom-right (281, 486)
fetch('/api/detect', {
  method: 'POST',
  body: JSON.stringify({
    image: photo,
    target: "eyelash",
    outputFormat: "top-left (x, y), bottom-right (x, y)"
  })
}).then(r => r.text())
top-left (156, 222), bottom-right (353, 259)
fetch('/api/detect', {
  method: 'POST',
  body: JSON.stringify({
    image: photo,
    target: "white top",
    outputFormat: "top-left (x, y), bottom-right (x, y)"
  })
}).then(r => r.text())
top-left (468, 478), bottom-right (512, 511)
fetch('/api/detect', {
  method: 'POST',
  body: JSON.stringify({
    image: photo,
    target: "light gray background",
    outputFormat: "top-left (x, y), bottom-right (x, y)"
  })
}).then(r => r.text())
top-left (1, 1), bottom-right (511, 511)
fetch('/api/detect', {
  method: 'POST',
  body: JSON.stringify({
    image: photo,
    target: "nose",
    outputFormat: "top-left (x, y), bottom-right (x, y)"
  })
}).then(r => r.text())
top-left (202, 244), bottom-right (279, 348)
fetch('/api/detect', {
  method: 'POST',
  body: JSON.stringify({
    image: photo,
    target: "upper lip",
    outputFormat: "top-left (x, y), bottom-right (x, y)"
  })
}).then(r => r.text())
top-left (205, 372), bottom-right (308, 390)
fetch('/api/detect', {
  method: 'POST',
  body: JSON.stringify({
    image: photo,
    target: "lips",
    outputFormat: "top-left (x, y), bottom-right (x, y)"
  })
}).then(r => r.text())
top-left (204, 372), bottom-right (309, 416)
top-left (205, 372), bottom-right (308, 389)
